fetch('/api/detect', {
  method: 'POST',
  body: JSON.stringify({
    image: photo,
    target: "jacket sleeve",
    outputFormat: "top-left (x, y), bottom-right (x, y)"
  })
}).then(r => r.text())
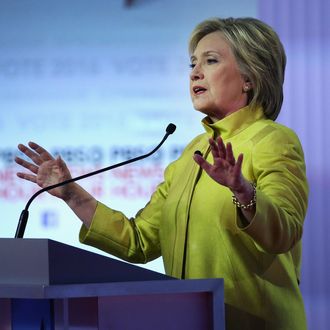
top-left (79, 161), bottom-right (175, 263)
top-left (238, 126), bottom-right (308, 254)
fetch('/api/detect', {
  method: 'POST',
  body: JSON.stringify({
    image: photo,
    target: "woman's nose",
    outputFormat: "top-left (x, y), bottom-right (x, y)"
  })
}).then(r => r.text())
top-left (190, 64), bottom-right (204, 81)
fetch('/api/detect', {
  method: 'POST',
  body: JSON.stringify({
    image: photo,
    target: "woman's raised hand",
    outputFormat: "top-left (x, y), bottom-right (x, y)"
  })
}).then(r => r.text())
top-left (193, 136), bottom-right (246, 193)
top-left (15, 142), bottom-right (72, 200)
top-left (193, 136), bottom-right (256, 220)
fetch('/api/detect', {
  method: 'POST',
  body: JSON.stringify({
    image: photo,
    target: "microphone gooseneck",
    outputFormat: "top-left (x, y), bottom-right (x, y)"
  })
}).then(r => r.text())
top-left (14, 123), bottom-right (176, 239)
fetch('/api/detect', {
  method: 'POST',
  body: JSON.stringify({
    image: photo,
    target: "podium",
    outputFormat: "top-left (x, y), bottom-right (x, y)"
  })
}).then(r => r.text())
top-left (0, 238), bottom-right (225, 329)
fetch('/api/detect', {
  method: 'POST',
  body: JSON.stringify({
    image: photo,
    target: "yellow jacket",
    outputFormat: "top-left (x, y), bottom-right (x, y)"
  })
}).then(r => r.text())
top-left (80, 106), bottom-right (308, 330)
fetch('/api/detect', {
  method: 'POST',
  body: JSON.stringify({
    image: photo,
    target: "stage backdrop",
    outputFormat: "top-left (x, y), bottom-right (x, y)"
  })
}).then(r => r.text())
top-left (0, 0), bottom-right (256, 271)
top-left (0, 1), bottom-right (328, 329)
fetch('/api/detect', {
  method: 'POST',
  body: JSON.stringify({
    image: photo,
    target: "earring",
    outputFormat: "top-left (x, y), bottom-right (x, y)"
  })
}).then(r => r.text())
top-left (243, 85), bottom-right (250, 92)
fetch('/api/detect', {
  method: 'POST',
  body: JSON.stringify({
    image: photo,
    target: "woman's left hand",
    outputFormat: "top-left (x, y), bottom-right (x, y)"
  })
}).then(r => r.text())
top-left (194, 136), bottom-right (255, 222)
top-left (193, 136), bottom-right (246, 193)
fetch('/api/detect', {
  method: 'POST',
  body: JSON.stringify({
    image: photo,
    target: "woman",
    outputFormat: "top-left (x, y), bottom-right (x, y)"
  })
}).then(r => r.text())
top-left (15, 17), bottom-right (308, 329)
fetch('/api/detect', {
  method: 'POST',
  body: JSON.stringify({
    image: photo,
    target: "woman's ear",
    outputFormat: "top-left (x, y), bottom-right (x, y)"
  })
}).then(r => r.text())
top-left (242, 76), bottom-right (253, 92)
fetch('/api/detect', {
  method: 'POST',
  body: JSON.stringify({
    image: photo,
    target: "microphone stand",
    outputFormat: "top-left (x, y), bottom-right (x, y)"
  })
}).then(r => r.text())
top-left (14, 123), bottom-right (176, 238)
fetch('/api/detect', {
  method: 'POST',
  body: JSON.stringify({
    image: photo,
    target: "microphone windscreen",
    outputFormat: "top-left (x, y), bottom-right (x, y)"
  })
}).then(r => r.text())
top-left (166, 123), bottom-right (176, 134)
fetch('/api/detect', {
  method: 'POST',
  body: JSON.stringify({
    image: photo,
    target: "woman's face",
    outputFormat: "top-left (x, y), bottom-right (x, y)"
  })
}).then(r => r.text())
top-left (190, 31), bottom-right (249, 121)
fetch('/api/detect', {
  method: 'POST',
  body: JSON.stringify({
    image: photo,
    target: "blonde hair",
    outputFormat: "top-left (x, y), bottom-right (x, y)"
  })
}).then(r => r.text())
top-left (189, 17), bottom-right (286, 120)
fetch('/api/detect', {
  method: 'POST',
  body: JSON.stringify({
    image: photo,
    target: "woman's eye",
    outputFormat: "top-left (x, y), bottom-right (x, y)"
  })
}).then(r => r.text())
top-left (207, 58), bottom-right (218, 64)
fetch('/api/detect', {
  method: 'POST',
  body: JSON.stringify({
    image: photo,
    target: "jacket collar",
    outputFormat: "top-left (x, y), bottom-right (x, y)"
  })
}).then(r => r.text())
top-left (202, 106), bottom-right (266, 139)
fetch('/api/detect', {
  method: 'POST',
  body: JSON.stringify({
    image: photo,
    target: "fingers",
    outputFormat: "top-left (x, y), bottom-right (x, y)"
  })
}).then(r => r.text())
top-left (17, 142), bottom-right (53, 166)
top-left (193, 152), bottom-right (212, 173)
top-left (28, 142), bottom-right (53, 161)
top-left (15, 156), bottom-right (39, 174)
top-left (233, 153), bottom-right (243, 175)
top-left (225, 142), bottom-right (236, 166)
top-left (197, 137), bottom-right (241, 168)
top-left (209, 137), bottom-right (226, 159)
top-left (16, 172), bottom-right (37, 184)
top-left (15, 142), bottom-right (55, 183)
top-left (17, 143), bottom-right (41, 166)
top-left (209, 139), bottom-right (220, 159)
top-left (216, 137), bottom-right (227, 159)
top-left (209, 137), bottom-right (236, 165)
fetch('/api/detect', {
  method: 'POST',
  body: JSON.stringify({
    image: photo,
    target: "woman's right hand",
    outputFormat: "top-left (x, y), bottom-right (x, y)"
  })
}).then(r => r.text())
top-left (15, 142), bottom-right (73, 201)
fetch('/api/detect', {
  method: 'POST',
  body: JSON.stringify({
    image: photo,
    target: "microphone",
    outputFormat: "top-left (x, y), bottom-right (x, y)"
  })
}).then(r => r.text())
top-left (15, 123), bottom-right (176, 239)
top-left (194, 150), bottom-right (203, 157)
